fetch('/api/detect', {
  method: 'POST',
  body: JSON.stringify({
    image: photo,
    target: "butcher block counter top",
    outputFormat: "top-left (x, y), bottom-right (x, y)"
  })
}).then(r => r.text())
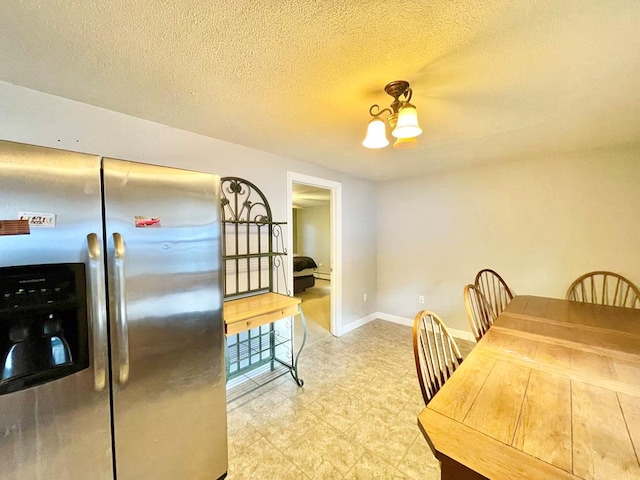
top-left (223, 292), bottom-right (301, 336)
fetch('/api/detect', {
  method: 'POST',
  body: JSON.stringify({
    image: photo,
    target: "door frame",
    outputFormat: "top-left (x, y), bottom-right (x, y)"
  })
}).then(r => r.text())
top-left (287, 172), bottom-right (342, 335)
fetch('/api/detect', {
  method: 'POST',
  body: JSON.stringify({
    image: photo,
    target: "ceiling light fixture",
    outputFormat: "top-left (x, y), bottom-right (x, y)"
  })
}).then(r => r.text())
top-left (362, 80), bottom-right (422, 149)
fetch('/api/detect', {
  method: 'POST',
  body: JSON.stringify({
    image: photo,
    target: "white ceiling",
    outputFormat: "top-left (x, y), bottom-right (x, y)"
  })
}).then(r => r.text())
top-left (1, 1), bottom-right (639, 182)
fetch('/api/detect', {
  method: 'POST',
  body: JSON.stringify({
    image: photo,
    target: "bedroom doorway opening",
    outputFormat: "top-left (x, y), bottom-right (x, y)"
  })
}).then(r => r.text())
top-left (287, 172), bottom-right (342, 338)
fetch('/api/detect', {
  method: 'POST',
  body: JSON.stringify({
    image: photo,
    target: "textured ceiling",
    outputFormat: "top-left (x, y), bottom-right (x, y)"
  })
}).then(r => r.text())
top-left (1, 1), bottom-right (639, 182)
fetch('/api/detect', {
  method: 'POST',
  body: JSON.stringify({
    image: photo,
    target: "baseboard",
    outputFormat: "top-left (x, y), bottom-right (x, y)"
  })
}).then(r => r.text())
top-left (337, 312), bottom-right (378, 336)
top-left (337, 312), bottom-right (475, 342)
top-left (372, 312), bottom-right (476, 342)
top-left (375, 312), bottom-right (412, 327)
top-left (451, 328), bottom-right (475, 342)
top-left (314, 272), bottom-right (331, 281)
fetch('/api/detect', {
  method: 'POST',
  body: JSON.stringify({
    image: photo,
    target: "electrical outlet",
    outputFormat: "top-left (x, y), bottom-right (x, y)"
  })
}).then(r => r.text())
top-left (363, 293), bottom-right (367, 302)
top-left (418, 295), bottom-right (425, 304)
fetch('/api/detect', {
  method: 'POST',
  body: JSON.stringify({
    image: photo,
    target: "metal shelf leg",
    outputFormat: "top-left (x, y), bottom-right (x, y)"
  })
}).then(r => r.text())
top-left (289, 306), bottom-right (307, 386)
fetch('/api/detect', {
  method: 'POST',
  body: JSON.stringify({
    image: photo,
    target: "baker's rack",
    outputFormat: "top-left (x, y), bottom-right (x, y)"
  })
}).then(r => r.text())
top-left (220, 177), bottom-right (306, 402)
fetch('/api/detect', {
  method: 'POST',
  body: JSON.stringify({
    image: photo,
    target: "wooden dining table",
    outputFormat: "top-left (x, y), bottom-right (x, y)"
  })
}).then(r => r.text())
top-left (418, 295), bottom-right (640, 480)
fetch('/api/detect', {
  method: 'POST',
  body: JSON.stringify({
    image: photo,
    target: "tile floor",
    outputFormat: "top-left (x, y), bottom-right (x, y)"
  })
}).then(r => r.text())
top-left (226, 314), bottom-right (475, 479)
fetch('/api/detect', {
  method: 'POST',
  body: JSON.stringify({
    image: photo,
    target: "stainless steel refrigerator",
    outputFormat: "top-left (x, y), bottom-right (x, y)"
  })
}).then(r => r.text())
top-left (0, 140), bottom-right (228, 479)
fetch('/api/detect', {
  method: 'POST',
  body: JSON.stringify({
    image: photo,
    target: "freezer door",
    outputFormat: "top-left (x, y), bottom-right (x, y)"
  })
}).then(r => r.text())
top-left (102, 158), bottom-right (227, 479)
top-left (0, 141), bottom-right (113, 480)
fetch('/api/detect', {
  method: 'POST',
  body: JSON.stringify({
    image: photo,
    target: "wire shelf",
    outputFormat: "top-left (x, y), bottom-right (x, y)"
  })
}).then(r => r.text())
top-left (221, 177), bottom-right (304, 403)
top-left (226, 323), bottom-right (294, 377)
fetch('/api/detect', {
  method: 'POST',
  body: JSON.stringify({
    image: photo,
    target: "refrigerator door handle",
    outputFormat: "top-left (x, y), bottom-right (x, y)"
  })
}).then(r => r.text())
top-left (113, 232), bottom-right (130, 385)
top-left (87, 233), bottom-right (108, 391)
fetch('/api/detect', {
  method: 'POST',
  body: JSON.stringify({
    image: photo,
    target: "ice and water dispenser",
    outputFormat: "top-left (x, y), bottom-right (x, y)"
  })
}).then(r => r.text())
top-left (0, 263), bottom-right (89, 395)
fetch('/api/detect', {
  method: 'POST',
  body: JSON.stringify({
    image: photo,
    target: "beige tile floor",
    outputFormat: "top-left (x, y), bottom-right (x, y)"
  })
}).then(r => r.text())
top-left (225, 301), bottom-right (475, 479)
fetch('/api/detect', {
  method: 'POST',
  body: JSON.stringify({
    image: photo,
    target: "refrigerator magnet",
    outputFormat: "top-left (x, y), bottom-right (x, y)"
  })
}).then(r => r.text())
top-left (18, 212), bottom-right (56, 228)
top-left (135, 216), bottom-right (161, 228)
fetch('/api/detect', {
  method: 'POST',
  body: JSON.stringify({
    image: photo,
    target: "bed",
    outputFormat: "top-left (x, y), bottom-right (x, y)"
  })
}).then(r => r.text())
top-left (293, 255), bottom-right (318, 293)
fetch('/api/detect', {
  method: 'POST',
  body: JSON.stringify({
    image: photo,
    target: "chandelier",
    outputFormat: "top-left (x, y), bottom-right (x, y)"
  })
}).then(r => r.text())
top-left (362, 80), bottom-right (422, 149)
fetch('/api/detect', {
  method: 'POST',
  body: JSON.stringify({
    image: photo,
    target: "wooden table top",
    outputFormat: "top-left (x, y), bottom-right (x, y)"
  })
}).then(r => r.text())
top-left (418, 295), bottom-right (640, 480)
top-left (223, 292), bottom-right (301, 336)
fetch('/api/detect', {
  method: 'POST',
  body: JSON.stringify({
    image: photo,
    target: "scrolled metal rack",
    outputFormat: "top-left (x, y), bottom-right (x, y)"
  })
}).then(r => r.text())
top-left (220, 177), bottom-right (304, 401)
top-left (220, 177), bottom-right (290, 298)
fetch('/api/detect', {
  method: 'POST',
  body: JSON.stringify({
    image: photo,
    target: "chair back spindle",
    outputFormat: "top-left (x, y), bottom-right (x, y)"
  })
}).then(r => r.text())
top-left (475, 268), bottom-right (514, 318)
top-left (412, 311), bottom-right (463, 405)
top-left (464, 284), bottom-right (496, 342)
top-left (566, 271), bottom-right (640, 309)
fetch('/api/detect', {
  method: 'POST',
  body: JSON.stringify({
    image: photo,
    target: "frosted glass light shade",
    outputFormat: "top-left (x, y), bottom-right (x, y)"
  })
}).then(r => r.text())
top-left (362, 118), bottom-right (389, 149)
top-left (392, 103), bottom-right (422, 139)
top-left (393, 136), bottom-right (418, 149)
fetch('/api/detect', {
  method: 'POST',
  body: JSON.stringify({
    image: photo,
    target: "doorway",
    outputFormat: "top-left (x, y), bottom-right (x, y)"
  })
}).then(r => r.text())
top-left (287, 172), bottom-right (342, 337)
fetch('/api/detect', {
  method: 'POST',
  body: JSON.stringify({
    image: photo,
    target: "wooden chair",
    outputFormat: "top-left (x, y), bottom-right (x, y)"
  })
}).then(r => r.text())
top-left (464, 284), bottom-right (496, 342)
top-left (566, 271), bottom-right (640, 309)
top-left (412, 310), bottom-right (463, 405)
top-left (475, 268), bottom-right (514, 318)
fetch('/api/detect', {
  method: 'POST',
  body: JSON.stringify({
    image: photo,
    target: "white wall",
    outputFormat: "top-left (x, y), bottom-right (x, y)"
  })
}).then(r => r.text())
top-left (0, 81), bottom-right (378, 330)
top-left (296, 205), bottom-right (331, 277)
top-left (376, 145), bottom-right (640, 332)
top-left (12, 81), bottom-right (636, 338)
